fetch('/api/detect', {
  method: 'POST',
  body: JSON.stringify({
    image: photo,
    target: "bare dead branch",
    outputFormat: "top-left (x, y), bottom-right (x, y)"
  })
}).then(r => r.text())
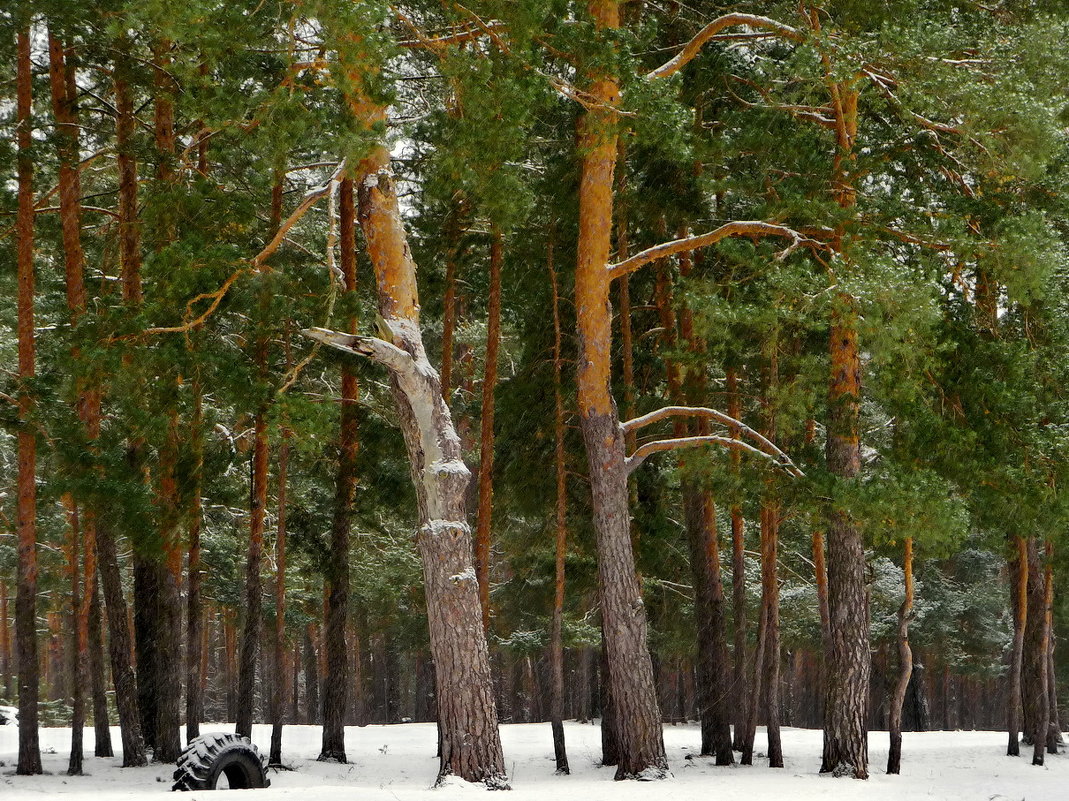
top-left (607, 221), bottom-right (822, 280)
top-left (647, 13), bottom-right (803, 80)
top-left (622, 405), bottom-right (804, 477)
top-left (301, 327), bottom-right (413, 373)
top-left (625, 435), bottom-right (797, 476)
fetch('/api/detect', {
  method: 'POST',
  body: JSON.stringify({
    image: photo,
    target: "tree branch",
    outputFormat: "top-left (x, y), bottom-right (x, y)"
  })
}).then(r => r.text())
top-left (251, 160), bottom-right (346, 269)
top-left (646, 13), bottom-right (803, 80)
top-left (144, 161), bottom-right (346, 336)
top-left (625, 435), bottom-right (797, 476)
top-left (622, 405), bottom-right (804, 477)
top-left (301, 327), bottom-right (413, 373)
top-left (607, 221), bottom-right (821, 280)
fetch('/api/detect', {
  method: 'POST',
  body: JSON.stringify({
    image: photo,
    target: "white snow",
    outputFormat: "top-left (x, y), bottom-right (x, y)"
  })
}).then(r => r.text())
top-left (421, 519), bottom-right (470, 536)
top-left (430, 459), bottom-right (469, 476)
top-left (0, 720), bottom-right (1064, 800)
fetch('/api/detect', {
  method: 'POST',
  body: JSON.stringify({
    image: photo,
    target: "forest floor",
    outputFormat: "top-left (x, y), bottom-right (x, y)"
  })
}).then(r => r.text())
top-left (0, 719), bottom-right (1063, 800)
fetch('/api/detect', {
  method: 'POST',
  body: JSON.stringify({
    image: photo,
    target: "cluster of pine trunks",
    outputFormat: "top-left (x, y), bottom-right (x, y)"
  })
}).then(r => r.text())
top-left (1, 601), bottom-right (1056, 738)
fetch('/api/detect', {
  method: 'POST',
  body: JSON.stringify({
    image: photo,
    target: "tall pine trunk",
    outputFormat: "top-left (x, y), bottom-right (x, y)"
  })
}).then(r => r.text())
top-left (236, 411), bottom-right (268, 737)
top-left (186, 381), bottom-right (205, 742)
top-left (149, 42), bottom-right (183, 763)
top-left (46, 34), bottom-right (96, 775)
top-left (344, 150), bottom-right (507, 785)
top-left (727, 367), bottom-right (749, 751)
top-left (547, 234), bottom-right (570, 774)
top-left (821, 297), bottom-right (870, 779)
top-left (270, 428), bottom-right (291, 765)
top-left (321, 177), bottom-right (357, 763)
top-left (88, 579), bottom-right (113, 757)
top-left (474, 228), bottom-right (504, 628)
top-left (15, 22), bottom-right (42, 776)
top-left (573, 0), bottom-right (667, 779)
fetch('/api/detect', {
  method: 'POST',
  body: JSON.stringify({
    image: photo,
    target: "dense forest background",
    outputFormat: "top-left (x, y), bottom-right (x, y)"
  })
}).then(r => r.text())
top-left (2, 0), bottom-right (1069, 785)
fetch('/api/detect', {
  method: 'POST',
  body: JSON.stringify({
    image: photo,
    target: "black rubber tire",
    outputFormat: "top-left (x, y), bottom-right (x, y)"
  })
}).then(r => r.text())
top-left (172, 732), bottom-right (271, 791)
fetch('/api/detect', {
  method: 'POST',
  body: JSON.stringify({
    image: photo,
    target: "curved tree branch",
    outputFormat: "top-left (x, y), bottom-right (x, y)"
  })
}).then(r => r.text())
top-left (625, 435), bottom-right (799, 476)
top-left (622, 405), bottom-right (804, 477)
top-left (646, 13), bottom-right (803, 80)
top-left (607, 221), bottom-right (821, 280)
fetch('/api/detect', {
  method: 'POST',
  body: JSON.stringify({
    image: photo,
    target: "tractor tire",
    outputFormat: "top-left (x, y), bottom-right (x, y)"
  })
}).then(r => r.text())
top-left (172, 732), bottom-right (271, 791)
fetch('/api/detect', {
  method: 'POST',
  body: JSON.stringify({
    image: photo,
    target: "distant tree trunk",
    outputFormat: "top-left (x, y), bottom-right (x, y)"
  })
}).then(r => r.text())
top-left (270, 428), bottom-right (291, 765)
top-left (821, 295), bottom-right (870, 780)
top-left (1, 582), bottom-right (10, 699)
top-left (88, 579), bottom-right (113, 757)
top-left (62, 497), bottom-right (85, 775)
top-left (46, 34), bottom-right (95, 775)
top-left (186, 382), bottom-right (205, 742)
top-left (547, 236), bottom-right (570, 774)
top-left (1008, 535), bottom-right (1028, 755)
top-left (474, 227), bottom-right (504, 628)
top-left (761, 501), bottom-right (783, 768)
top-left (236, 410), bottom-right (268, 737)
top-left (665, 244), bottom-right (733, 765)
top-left (109, 48), bottom-right (148, 763)
top-left (740, 591), bottom-right (767, 766)
top-left (15, 22), bottom-right (42, 776)
top-left (291, 641), bottom-right (301, 724)
top-left (1023, 539), bottom-right (1049, 764)
top-left (304, 623), bottom-right (319, 725)
top-left (321, 177), bottom-right (356, 763)
top-left (133, 557), bottom-right (160, 751)
top-left (727, 367), bottom-right (748, 750)
top-left (887, 538), bottom-right (914, 774)
top-left (759, 340), bottom-right (783, 769)
top-left (148, 42), bottom-right (183, 761)
top-left (1046, 548), bottom-right (1062, 753)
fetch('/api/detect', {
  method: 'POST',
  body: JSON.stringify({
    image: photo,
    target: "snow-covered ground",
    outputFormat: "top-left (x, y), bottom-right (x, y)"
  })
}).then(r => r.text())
top-left (0, 720), bottom-right (1062, 800)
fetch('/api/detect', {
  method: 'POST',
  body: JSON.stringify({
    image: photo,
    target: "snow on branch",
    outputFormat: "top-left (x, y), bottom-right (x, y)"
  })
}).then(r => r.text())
top-left (622, 405), bottom-right (804, 478)
top-left (607, 221), bottom-right (821, 281)
top-left (646, 14), bottom-right (803, 80)
top-left (301, 326), bottom-right (413, 373)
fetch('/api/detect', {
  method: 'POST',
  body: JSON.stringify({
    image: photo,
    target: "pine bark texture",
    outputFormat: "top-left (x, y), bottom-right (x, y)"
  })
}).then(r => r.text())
top-left (821, 300), bottom-right (870, 779)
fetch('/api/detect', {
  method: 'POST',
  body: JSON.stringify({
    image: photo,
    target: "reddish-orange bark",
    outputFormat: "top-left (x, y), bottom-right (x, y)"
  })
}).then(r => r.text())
top-left (15, 22), bottom-right (41, 775)
top-left (475, 228), bottom-right (504, 628)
